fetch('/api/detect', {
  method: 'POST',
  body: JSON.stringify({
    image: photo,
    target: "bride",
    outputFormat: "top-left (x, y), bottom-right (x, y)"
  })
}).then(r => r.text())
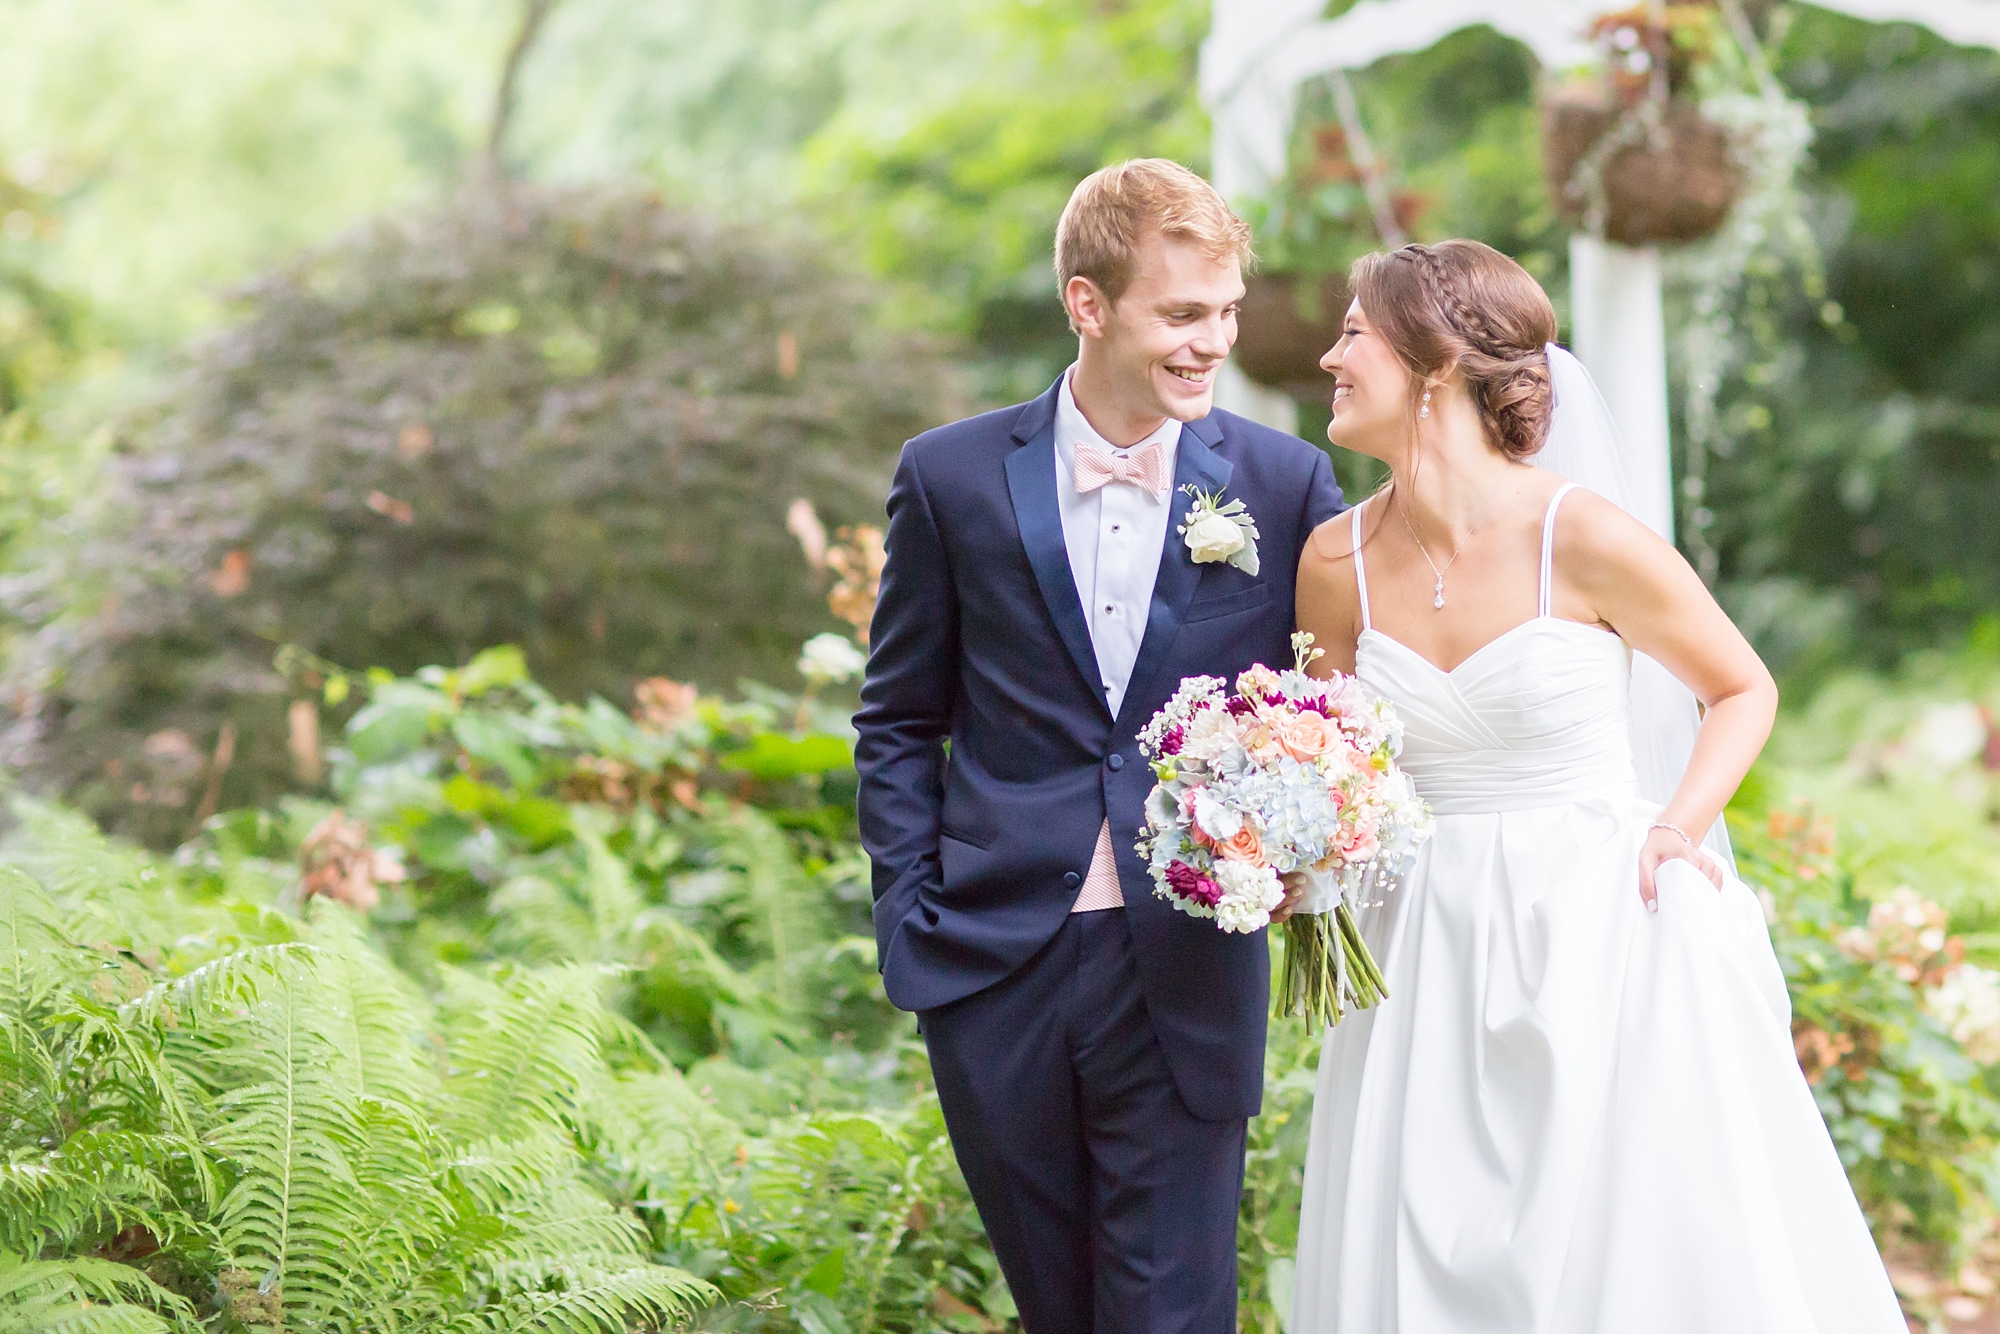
top-left (1287, 239), bottom-right (1904, 1332)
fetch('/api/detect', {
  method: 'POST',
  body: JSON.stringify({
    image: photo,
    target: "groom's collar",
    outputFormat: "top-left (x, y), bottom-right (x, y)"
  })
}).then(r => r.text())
top-left (1009, 373), bottom-right (1225, 449)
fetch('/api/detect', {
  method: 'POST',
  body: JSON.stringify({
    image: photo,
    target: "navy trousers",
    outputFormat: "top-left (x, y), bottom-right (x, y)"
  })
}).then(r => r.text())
top-left (921, 910), bottom-right (1248, 1334)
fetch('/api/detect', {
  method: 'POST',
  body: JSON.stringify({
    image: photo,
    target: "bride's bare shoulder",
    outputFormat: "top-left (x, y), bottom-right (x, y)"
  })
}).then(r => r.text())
top-left (1303, 492), bottom-right (1372, 568)
top-left (1551, 484), bottom-right (1699, 596)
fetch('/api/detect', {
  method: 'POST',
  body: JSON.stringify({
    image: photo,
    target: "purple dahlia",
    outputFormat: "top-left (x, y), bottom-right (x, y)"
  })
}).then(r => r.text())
top-left (1165, 860), bottom-right (1223, 908)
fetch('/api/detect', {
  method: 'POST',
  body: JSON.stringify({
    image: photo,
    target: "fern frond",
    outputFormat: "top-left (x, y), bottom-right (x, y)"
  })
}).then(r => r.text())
top-left (0, 1252), bottom-right (190, 1334)
top-left (14, 1307), bottom-right (174, 1334)
top-left (0, 865), bottom-right (72, 1012)
top-left (300, 906), bottom-right (440, 1109)
top-left (456, 1260), bottom-right (715, 1334)
top-left (200, 946), bottom-right (376, 1321)
top-left (0, 1126), bottom-right (198, 1252)
top-left (438, 965), bottom-right (608, 1141)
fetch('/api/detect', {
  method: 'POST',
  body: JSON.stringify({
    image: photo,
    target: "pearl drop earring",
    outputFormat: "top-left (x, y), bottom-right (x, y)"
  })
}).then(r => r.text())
top-left (1419, 387), bottom-right (1432, 419)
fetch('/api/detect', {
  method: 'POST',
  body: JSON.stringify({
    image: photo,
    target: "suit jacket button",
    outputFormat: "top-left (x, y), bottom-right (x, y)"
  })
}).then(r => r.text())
top-left (1106, 753), bottom-right (1125, 771)
top-left (1064, 872), bottom-right (1082, 888)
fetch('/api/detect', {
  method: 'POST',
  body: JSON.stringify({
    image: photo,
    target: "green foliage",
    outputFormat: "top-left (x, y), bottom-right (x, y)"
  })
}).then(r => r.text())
top-left (1757, 621), bottom-right (2000, 946)
top-left (800, 0), bottom-right (1212, 401)
top-left (1, 181), bottom-right (951, 845)
top-left (0, 0), bottom-right (500, 343)
top-left (1701, 10), bottom-right (2000, 677)
top-left (0, 643), bottom-right (1014, 1331)
top-left (23, 637), bottom-right (2000, 1327)
top-left (1, 815), bottom-right (716, 1333)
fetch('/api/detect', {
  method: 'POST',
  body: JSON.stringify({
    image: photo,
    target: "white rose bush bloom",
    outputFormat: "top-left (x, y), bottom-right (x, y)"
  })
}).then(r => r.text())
top-left (1928, 965), bottom-right (2000, 1065)
top-left (798, 631), bottom-right (867, 684)
top-left (1135, 633), bottom-right (1433, 1028)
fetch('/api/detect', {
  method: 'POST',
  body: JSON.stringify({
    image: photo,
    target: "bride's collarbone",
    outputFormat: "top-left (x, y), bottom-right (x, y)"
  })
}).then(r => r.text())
top-left (1354, 534), bottom-right (1607, 672)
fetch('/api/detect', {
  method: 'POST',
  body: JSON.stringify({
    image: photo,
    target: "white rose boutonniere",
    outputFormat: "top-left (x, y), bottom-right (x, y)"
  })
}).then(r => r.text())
top-left (1178, 484), bottom-right (1260, 577)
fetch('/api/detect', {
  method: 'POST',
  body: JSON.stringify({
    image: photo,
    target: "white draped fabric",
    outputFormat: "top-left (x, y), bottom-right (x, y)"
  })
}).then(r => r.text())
top-left (1289, 494), bottom-right (1904, 1333)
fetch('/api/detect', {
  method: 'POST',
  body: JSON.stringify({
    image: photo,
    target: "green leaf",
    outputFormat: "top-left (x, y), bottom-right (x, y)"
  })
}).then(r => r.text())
top-left (346, 681), bottom-right (450, 763)
top-left (719, 733), bottom-right (854, 780)
top-left (457, 645), bottom-right (528, 699)
top-left (790, 1290), bottom-right (853, 1334)
top-left (800, 1244), bottom-right (845, 1296)
top-left (450, 714), bottom-right (539, 790)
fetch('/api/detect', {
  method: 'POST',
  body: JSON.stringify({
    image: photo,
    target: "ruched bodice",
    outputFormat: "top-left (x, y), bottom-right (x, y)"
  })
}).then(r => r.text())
top-left (1357, 620), bottom-right (1634, 813)
top-left (1347, 483), bottom-right (1637, 814)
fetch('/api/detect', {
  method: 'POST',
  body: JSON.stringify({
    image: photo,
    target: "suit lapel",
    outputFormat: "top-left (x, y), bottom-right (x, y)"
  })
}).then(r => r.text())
top-left (1003, 382), bottom-right (1109, 719)
top-left (1114, 413), bottom-right (1234, 738)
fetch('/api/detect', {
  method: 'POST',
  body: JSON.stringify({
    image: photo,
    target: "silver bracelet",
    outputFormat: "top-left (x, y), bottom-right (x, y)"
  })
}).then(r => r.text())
top-left (1649, 821), bottom-right (1698, 850)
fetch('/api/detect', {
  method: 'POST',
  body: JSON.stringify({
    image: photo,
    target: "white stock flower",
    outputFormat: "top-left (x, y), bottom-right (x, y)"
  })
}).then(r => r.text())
top-left (798, 632), bottom-right (867, 684)
top-left (1183, 510), bottom-right (1247, 563)
top-left (1212, 860), bottom-right (1284, 933)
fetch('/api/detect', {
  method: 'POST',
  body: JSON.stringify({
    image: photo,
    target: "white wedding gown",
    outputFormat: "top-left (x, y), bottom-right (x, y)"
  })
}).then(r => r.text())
top-left (1292, 488), bottom-right (1904, 1333)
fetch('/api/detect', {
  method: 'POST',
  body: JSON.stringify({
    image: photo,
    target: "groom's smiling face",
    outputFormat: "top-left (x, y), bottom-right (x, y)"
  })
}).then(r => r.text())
top-left (1068, 231), bottom-right (1244, 435)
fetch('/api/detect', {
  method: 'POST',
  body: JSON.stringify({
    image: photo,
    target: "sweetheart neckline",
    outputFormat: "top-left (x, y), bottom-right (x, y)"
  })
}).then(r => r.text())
top-left (1358, 617), bottom-right (1622, 678)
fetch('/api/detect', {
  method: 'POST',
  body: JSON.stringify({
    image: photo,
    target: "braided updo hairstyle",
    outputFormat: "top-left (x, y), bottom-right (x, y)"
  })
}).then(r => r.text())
top-left (1350, 240), bottom-right (1559, 461)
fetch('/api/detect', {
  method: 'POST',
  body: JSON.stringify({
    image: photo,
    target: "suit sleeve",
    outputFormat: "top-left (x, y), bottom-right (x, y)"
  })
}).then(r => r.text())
top-left (1299, 447), bottom-right (1346, 541)
top-left (853, 441), bottom-right (959, 968)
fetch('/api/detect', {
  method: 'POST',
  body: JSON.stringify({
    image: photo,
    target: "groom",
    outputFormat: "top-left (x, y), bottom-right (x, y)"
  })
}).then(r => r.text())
top-left (856, 159), bottom-right (1343, 1331)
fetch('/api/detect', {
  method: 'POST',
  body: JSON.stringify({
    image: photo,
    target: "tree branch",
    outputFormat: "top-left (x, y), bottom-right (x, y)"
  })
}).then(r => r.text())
top-left (485, 0), bottom-right (558, 176)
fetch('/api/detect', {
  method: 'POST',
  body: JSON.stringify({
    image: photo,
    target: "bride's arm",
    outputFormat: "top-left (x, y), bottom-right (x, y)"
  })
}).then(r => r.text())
top-left (1557, 491), bottom-right (1779, 910)
top-left (1294, 502), bottom-right (1369, 679)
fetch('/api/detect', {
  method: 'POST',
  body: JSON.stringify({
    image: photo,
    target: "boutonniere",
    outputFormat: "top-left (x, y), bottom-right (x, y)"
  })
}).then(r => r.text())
top-left (1178, 484), bottom-right (1260, 576)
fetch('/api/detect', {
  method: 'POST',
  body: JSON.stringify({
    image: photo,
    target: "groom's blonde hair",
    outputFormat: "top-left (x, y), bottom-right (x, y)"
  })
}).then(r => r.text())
top-left (1055, 159), bottom-right (1253, 327)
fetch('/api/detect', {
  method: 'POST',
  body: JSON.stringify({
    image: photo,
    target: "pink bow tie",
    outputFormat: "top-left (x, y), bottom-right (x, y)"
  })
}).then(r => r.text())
top-left (1073, 439), bottom-right (1169, 499)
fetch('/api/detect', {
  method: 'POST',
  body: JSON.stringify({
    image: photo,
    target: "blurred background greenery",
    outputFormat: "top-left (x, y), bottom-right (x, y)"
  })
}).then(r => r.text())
top-left (4, 1), bottom-right (2000, 1330)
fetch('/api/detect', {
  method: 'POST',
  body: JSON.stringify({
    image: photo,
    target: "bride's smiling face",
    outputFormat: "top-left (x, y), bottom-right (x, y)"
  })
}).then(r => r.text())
top-left (1321, 299), bottom-right (1415, 461)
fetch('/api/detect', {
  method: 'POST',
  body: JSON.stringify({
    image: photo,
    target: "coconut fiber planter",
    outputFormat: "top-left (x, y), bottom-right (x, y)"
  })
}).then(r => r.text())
top-left (1234, 272), bottom-right (1351, 402)
top-left (1541, 89), bottom-right (1744, 246)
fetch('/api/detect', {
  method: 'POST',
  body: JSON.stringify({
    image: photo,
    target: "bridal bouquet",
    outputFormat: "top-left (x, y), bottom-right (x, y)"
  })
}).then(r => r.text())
top-left (1135, 633), bottom-right (1432, 1029)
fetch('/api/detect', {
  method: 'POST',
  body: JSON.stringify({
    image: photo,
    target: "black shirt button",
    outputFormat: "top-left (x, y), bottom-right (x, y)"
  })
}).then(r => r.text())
top-left (1106, 753), bottom-right (1125, 771)
top-left (1064, 871), bottom-right (1082, 888)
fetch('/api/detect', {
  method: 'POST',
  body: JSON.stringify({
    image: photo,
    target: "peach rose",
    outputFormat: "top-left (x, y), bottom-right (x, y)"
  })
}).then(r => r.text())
top-left (1216, 822), bottom-right (1265, 864)
top-left (1279, 712), bottom-right (1338, 761)
top-left (1337, 811), bottom-right (1380, 861)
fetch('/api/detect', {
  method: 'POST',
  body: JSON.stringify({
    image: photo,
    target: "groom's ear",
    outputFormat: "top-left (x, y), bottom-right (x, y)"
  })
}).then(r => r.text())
top-left (1065, 275), bottom-right (1113, 340)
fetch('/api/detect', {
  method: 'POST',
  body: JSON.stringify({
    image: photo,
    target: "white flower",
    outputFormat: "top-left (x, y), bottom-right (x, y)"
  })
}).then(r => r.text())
top-left (1906, 701), bottom-right (1988, 771)
top-left (798, 632), bottom-right (866, 684)
top-left (1178, 485), bottom-right (1260, 575)
top-left (1928, 965), bottom-right (2000, 1064)
top-left (1212, 860), bottom-right (1284, 933)
top-left (1183, 510), bottom-right (1246, 563)
top-left (1193, 789), bottom-right (1243, 841)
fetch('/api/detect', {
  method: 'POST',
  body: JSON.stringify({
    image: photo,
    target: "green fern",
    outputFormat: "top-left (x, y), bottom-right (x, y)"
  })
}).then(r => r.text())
top-left (0, 1252), bottom-right (192, 1334)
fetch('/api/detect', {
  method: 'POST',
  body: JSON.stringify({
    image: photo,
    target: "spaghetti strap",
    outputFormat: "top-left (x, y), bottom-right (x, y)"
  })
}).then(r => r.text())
top-left (1351, 504), bottom-right (1372, 632)
top-left (1539, 483), bottom-right (1581, 619)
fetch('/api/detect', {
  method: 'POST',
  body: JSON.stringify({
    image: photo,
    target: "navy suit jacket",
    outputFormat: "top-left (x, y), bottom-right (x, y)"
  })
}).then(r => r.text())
top-left (855, 378), bottom-right (1344, 1120)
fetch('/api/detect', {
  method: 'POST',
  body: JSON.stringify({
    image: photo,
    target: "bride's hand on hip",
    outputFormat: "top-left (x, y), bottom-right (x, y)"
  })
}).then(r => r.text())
top-left (1638, 823), bottom-right (1722, 911)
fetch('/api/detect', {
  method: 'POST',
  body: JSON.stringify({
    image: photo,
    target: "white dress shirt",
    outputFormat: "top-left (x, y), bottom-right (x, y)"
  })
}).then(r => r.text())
top-left (1053, 367), bottom-right (1181, 719)
top-left (1053, 367), bottom-right (1181, 911)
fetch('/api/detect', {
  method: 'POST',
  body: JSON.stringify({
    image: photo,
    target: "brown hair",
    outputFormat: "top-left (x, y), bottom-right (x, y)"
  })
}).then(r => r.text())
top-left (1350, 240), bottom-right (1558, 461)
top-left (1055, 159), bottom-right (1253, 321)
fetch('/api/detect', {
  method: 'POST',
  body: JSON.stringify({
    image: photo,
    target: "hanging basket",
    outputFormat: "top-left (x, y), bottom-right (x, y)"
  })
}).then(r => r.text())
top-left (1541, 89), bottom-right (1745, 246)
top-left (1233, 272), bottom-right (1351, 402)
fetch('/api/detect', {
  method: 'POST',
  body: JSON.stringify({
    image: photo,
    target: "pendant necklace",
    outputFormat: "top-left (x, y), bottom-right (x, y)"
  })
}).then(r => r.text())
top-left (1396, 490), bottom-right (1468, 610)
